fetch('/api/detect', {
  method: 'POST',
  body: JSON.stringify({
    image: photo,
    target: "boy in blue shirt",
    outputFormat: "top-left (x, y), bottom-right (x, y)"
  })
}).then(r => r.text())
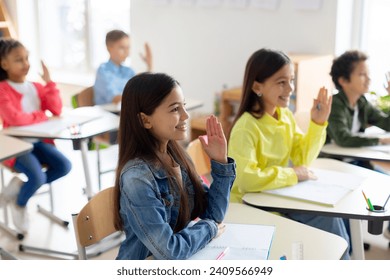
top-left (94, 30), bottom-right (153, 105)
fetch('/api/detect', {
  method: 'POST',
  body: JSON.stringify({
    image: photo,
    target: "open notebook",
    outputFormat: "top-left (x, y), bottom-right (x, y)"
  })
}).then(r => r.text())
top-left (189, 223), bottom-right (275, 260)
top-left (262, 168), bottom-right (365, 207)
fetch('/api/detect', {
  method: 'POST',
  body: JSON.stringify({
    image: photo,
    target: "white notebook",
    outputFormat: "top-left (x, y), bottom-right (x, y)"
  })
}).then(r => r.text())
top-left (5, 107), bottom-right (102, 137)
top-left (262, 168), bottom-right (365, 207)
top-left (189, 223), bottom-right (275, 260)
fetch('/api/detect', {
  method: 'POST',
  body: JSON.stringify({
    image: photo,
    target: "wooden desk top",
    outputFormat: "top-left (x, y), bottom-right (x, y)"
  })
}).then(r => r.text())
top-left (321, 143), bottom-right (390, 162)
top-left (0, 134), bottom-right (33, 161)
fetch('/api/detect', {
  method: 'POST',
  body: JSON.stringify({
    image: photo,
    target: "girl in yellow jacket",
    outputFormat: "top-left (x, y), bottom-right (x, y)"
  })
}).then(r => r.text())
top-left (228, 48), bottom-right (350, 259)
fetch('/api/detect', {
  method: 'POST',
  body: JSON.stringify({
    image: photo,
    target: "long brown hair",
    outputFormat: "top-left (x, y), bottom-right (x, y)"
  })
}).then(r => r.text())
top-left (232, 48), bottom-right (291, 127)
top-left (113, 72), bottom-right (207, 232)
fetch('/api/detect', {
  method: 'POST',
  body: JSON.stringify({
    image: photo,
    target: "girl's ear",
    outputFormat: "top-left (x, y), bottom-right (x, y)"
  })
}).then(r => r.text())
top-left (1, 59), bottom-right (8, 70)
top-left (252, 81), bottom-right (263, 95)
top-left (139, 112), bottom-right (152, 129)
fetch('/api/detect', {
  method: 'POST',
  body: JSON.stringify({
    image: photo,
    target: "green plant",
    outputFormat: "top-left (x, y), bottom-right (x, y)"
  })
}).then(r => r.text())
top-left (376, 95), bottom-right (390, 114)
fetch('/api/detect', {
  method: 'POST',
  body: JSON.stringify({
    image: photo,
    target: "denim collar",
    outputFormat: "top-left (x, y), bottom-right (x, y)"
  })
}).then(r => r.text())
top-left (122, 157), bottom-right (170, 180)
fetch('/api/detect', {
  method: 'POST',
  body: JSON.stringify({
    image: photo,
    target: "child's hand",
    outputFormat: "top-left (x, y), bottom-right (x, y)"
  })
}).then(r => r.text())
top-left (379, 137), bottom-right (390, 145)
top-left (385, 81), bottom-right (390, 96)
top-left (310, 87), bottom-right (332, 125)
top-left (293, 166), bottom-right (317, 182)
top-left (214, 223), bottom-right (226, 239)
top-left (140, 42), bottom-right (153, 72)
top-left (40, 61), bottom-right (51, 83)
top-left (198, 115), bottom-right (227, 164)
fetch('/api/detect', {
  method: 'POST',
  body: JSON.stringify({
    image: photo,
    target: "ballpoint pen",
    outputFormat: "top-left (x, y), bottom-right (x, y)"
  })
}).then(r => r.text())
top-left (216, 247), bottom-right (230, 260)
top-left (382, 194), bottom-right (390, 210)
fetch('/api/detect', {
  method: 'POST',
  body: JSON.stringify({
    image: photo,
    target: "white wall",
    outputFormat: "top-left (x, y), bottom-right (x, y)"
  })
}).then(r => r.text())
top-left (131, 0), bottom-right (339, 113)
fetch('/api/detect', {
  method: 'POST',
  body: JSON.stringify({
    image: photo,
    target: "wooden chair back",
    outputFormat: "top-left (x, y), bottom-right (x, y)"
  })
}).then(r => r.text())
top-left (186, 138), bottom-right (211, 177)
top-left (71, 86), bottom-right (94, 108)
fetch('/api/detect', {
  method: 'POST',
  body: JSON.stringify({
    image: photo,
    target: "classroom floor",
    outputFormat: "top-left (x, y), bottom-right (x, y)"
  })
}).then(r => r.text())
top-left (0, 135), bottom-right (390, 260)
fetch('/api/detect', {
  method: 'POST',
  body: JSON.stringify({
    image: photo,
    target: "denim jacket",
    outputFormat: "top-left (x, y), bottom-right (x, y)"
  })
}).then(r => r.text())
top-left (116, 157), bottom-right (236, 260)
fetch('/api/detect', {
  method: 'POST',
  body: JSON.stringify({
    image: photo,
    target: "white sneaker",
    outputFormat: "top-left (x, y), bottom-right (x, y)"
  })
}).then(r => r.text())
top-left (0, 176), bottom-right (24, 206)
top-left (10, 201), bottom-right (29, 234)
top-left (384, 228), bottom-right (390, 240)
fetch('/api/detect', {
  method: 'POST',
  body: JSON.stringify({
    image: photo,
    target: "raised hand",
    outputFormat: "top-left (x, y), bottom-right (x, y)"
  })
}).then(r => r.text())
top-left (140, 42), bottom-right (153, 72)
top-left (311, 87), bottom-right (332, 125)
top-left (40, 61), bottom-right (51, 83)
top-left (198, 115), bottom-right (227, 164)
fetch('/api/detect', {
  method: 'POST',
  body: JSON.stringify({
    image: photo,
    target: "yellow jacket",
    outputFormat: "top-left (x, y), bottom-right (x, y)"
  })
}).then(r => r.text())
top-left (228, 108), bottom-right (327, 203)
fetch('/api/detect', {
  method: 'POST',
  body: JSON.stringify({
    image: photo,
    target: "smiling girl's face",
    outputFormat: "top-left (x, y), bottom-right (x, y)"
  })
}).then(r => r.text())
top-left (255, 63), bottom-right (295, 116)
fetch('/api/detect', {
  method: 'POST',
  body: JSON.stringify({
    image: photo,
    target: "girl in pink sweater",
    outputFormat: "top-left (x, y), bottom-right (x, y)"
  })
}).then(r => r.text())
top-left (0, 38), bottom-right (71, 233)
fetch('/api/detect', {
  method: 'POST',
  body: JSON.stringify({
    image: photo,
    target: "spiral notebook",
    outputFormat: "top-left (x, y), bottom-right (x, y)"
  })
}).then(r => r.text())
top-left (189, 223), bottom-right (275, 260)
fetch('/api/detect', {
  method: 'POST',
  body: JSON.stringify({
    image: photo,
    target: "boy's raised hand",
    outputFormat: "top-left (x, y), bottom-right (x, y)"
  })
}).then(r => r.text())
top-left (311, 87), bottom-right (332, 125)
top-left (140, 42), bottom-right (153, 72)
top-left (198, 115), bottom-right (227, 164)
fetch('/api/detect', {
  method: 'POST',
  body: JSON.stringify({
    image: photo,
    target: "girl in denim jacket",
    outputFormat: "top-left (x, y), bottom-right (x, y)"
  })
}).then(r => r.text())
top-left (113, 72), bottom-right (236, 259)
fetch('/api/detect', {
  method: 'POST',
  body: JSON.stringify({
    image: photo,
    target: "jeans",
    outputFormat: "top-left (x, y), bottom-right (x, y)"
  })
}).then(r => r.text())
top-left (285, 212), bottom-right (351, 260)
top-left (13, 141), bottom-right (72, 207)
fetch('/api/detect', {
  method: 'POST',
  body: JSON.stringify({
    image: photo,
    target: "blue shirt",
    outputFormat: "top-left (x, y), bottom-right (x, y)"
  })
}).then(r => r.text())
top-left (116, 157), bottom-right (236, 260)
top-left (93, 60), bottom-right (136, 105)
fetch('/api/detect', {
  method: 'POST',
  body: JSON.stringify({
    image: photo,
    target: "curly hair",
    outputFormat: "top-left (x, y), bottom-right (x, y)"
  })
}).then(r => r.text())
top-left (330, 50), bottom-right (368, 90)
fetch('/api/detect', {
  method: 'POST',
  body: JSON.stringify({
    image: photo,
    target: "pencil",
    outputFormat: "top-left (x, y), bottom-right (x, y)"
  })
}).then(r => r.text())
top-left (362, 191), bottom-right (370, 208)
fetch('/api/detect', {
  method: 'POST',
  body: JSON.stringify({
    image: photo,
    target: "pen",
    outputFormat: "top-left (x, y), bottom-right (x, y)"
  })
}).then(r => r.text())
top-left (362, 191), bottom-right (370, 209)
top-left (367, 198), bottom-right (374, 211)
top-left (216, 247), bottom-right (230, 260)
top-left (383, 193), bottom-right (390, 209)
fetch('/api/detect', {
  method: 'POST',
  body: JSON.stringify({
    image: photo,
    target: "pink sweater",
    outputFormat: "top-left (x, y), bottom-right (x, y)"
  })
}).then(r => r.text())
top-left (0, 80), bottom-right (62, 166)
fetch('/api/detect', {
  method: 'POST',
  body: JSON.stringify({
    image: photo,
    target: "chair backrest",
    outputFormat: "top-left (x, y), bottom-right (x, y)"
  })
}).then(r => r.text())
top-left (294, 111), bottom-right (311, 133)
top-left (72, 186), bottom-right (117, 259)
top-left (186, 138), bottom-right (211, 178)
top-left (71, 86), bottom-right (94, 108)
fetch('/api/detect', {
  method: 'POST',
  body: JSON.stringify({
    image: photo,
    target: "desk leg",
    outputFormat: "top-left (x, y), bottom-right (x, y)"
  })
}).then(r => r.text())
top-left (80, 139), bottom-right (93, 200)
top-left (350, 219), bottom-right (365, 260)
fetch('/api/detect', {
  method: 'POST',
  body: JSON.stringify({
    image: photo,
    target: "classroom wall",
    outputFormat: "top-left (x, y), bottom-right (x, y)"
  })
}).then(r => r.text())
top-left (131, 0), bottom-right (340, 113)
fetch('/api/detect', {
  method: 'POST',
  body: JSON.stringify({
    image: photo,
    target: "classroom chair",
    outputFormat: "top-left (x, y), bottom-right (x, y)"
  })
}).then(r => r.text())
top-left (294, 111), bottom-right (310, 133)
top-left (186, 138), bottom-right (211, 186)
top-left (71, 86), bottom-right (114, 191)
top-left (72, 186), bottom-right (122, 259)
top-left (0, 164), bottom-right (69, 241)
top-left (0, 247), bottom-right (17, 260)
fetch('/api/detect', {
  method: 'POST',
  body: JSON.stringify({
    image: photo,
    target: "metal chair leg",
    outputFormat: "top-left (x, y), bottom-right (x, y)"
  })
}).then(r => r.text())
top-left (36, 183), bottom-right (69, 227)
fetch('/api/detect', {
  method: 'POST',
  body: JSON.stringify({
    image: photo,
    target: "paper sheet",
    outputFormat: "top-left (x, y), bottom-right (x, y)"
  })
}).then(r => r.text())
top-left (263, 168), bottom-right (365, 206)
top-left (189, 223), bottom-right (275, 260)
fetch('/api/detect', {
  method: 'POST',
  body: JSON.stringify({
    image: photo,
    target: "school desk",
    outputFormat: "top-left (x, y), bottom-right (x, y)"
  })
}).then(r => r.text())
top-left (242, 158), bottom-right (390, 260)
top-left (225, 203), bottom-right (348, 260)
top-left (0, 135), bottom-right (33, 240)
top-left (1, 107), bottom-right (119, 200)
top-left (321, 143), bottom-right (390, 162)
